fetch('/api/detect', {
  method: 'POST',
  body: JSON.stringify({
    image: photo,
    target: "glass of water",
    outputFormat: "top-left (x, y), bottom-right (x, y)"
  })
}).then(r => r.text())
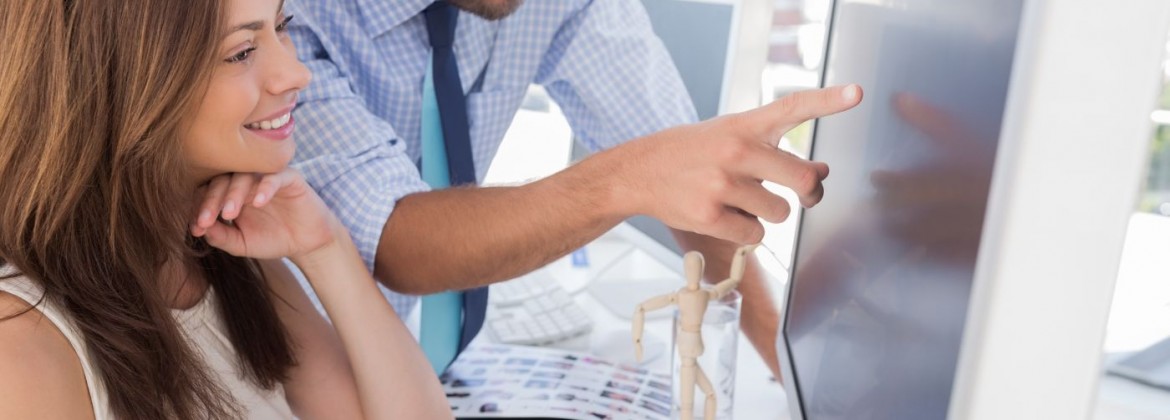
top-left (670, 289), bottom-right (741, 420)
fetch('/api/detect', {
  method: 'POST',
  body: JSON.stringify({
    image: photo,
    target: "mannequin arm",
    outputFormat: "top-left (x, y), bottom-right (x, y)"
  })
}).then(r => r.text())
top-left (709, 277), bottom-right (740, 301)
top-left (633, 293), bottom-right (676, 362)
top-left (709, 244), bottom-right (758, 300)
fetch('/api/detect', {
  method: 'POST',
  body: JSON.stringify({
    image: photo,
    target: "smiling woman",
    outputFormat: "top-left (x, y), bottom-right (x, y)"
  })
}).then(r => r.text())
top-left (184, 2), bottom-right (308, 182)
top-left (0, 0), bottom-right (450, 419)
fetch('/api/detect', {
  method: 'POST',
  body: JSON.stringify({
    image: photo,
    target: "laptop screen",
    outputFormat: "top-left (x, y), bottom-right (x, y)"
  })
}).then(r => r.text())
top-left (780, 1), bottom-right (1023, 418)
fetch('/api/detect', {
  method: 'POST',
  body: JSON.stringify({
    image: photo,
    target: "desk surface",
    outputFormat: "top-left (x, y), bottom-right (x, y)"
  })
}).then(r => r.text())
top-left (481, 232), bottom-right (791, 419)
top-left (572, 277), bottom-right (790, 420)
top-left (482, 290), bottom-right (791, 420)
top-left (480, 213), bottom-right (1170, 419)
top-left (1093, 213), bottom-right (1170, 419)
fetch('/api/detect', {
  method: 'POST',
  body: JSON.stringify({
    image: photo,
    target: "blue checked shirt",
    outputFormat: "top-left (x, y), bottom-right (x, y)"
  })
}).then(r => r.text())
top-left (286, 0), bottom-right (698, 316)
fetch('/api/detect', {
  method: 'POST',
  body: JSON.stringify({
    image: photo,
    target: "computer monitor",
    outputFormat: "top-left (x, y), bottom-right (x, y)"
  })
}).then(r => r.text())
top-left (777, 1), bottom-right (1023, 419)
top-left (640, 0), bottom-right (733, 120)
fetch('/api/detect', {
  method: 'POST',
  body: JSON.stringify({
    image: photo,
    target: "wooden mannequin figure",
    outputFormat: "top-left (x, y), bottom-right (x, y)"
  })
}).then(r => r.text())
top-left (632, 244), bottom-right (757, 420)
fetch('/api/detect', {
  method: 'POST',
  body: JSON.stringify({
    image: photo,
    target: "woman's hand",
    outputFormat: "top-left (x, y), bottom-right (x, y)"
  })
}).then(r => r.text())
top-left (190, 169), bottom-right (341, 263)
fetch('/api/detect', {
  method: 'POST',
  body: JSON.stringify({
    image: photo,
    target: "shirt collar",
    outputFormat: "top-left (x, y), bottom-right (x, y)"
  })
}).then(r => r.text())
top-left (357, 0), bottom-right (436, 37)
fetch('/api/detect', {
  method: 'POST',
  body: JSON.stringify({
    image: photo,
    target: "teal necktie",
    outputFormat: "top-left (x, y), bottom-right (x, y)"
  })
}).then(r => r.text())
top-left (419, 54), bottom-right (463, 376)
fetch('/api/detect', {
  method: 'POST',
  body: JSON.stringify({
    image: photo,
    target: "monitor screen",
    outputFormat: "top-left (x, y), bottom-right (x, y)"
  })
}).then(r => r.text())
top-left (780, 1), bottom-right (1023, 419)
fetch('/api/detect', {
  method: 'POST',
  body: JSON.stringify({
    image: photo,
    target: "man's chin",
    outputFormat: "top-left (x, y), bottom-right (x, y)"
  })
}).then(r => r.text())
top-left (446, 0), bottom-right (524, 21)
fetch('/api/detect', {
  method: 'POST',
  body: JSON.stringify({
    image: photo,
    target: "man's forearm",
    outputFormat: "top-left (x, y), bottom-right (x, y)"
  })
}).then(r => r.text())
top-left (373, 84), bottom-right (860, 304)
top-left (672, 230), bottom-right (783, 379)
top-left (374, 151), bottom-right (630, 294)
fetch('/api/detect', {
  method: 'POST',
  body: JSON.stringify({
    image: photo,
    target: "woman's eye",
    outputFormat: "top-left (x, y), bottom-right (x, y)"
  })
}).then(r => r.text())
top-left (226, 47), bottom-right (256, 64)
top-left (276, 15), bottom-right (294, 33)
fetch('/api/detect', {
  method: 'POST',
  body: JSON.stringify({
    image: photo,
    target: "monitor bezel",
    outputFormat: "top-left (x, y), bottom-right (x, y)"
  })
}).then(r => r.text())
top-left (775, 1), bottom-right (839, 418)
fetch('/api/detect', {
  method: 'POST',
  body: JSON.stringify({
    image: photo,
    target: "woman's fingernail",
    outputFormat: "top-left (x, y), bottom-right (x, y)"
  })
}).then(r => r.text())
top-left (198, 210), bottom-right (211, 224)
top-left (223, 201), bottom-right (235, 215)
top-left (254, 193), bottom-right (266, 205)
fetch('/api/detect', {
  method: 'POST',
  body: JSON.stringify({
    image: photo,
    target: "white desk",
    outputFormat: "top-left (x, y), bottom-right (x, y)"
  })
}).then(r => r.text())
top-left (570, 271), bottom-right (790, 420)
top-left (481, 228), bottom-right (791, 419)
top-left (479, 213), bottom-right (1170, 419)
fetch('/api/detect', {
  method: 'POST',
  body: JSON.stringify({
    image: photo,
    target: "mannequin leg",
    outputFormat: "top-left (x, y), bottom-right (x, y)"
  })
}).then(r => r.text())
top-left (680, 358), bottom-right (697, 419)
top-left (694, 364), bottom-right (717, 420)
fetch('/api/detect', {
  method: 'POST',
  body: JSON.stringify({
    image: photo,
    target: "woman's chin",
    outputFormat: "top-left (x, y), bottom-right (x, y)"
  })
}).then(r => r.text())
top-left (257, 161), bottom-right (293, 175)
top-left (258, 148), bottom-right (296, 174)
top-left (224, 159), bottom-right (293, 178)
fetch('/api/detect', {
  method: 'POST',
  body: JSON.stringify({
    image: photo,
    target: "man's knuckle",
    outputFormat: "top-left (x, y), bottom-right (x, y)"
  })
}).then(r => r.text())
top-left (695, 205), bottom-right (722, 226)
top-left (795, 166), bottom-right (819, 194)
top-left (737, 222), bottom-right (764, 244)
top-left (707, 172), bottom-right (733, 196)
top-left (747, 225), bottom-right (765, 243)
top-left (806, 187), bottom-right (825, 206)
top-left (776, 94), bottom-right (801, 116)
top-left (720, 139), bottom-right (750, 164)
top-left (770, 199), bottom-right (792, 222)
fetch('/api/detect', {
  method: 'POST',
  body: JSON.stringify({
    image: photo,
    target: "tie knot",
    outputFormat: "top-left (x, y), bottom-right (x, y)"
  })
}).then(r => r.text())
top-left (424, 1), bottom-right (458, 48)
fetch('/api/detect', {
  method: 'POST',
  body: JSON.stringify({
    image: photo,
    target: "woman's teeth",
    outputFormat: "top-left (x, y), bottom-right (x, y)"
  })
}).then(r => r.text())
top-left (245, 113), bottom-right (291, 130)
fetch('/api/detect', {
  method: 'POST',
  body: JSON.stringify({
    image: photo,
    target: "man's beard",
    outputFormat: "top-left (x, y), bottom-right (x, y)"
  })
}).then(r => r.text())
top-left (445, 0), bottom-right (524, 21)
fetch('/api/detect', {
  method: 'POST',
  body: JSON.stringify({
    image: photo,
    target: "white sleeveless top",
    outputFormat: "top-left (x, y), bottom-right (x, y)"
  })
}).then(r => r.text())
top-left (0, 274), bottom-right (294, 419)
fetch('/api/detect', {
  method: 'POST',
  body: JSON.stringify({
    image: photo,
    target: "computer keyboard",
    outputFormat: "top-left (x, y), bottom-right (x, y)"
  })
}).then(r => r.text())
top-left (488, 271), bottom-right (593, 346)
top-left (491, 269), bottom-right (560, 306)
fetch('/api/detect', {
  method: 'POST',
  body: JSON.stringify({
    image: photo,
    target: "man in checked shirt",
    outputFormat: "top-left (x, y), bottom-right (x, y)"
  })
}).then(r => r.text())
top-left (283, 0), bottom-right (862, 379)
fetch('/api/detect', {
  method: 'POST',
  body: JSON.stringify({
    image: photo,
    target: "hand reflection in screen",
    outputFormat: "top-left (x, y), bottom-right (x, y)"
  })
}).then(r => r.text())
top-left (795, 92), bottom-right (997, 325)
top-left (790, 93), bottom-right (999, 321)
top-left (870, 93), bottom-right (997, 263)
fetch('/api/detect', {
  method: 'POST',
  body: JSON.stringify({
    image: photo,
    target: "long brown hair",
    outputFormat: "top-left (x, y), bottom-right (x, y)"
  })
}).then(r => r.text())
top-left (0, 1), bottom-right (295, 418)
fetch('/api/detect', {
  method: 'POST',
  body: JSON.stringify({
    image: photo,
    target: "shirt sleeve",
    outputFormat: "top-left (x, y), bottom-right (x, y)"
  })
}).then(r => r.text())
top-left (287, 14), bottom-right (430, 315)
top-left (534, 0), bottom-right (700, 152)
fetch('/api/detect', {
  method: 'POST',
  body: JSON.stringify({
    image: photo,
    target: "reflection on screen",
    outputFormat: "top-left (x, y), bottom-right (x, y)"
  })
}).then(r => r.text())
top-left (783, 1), bottom-right (1022, 419)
